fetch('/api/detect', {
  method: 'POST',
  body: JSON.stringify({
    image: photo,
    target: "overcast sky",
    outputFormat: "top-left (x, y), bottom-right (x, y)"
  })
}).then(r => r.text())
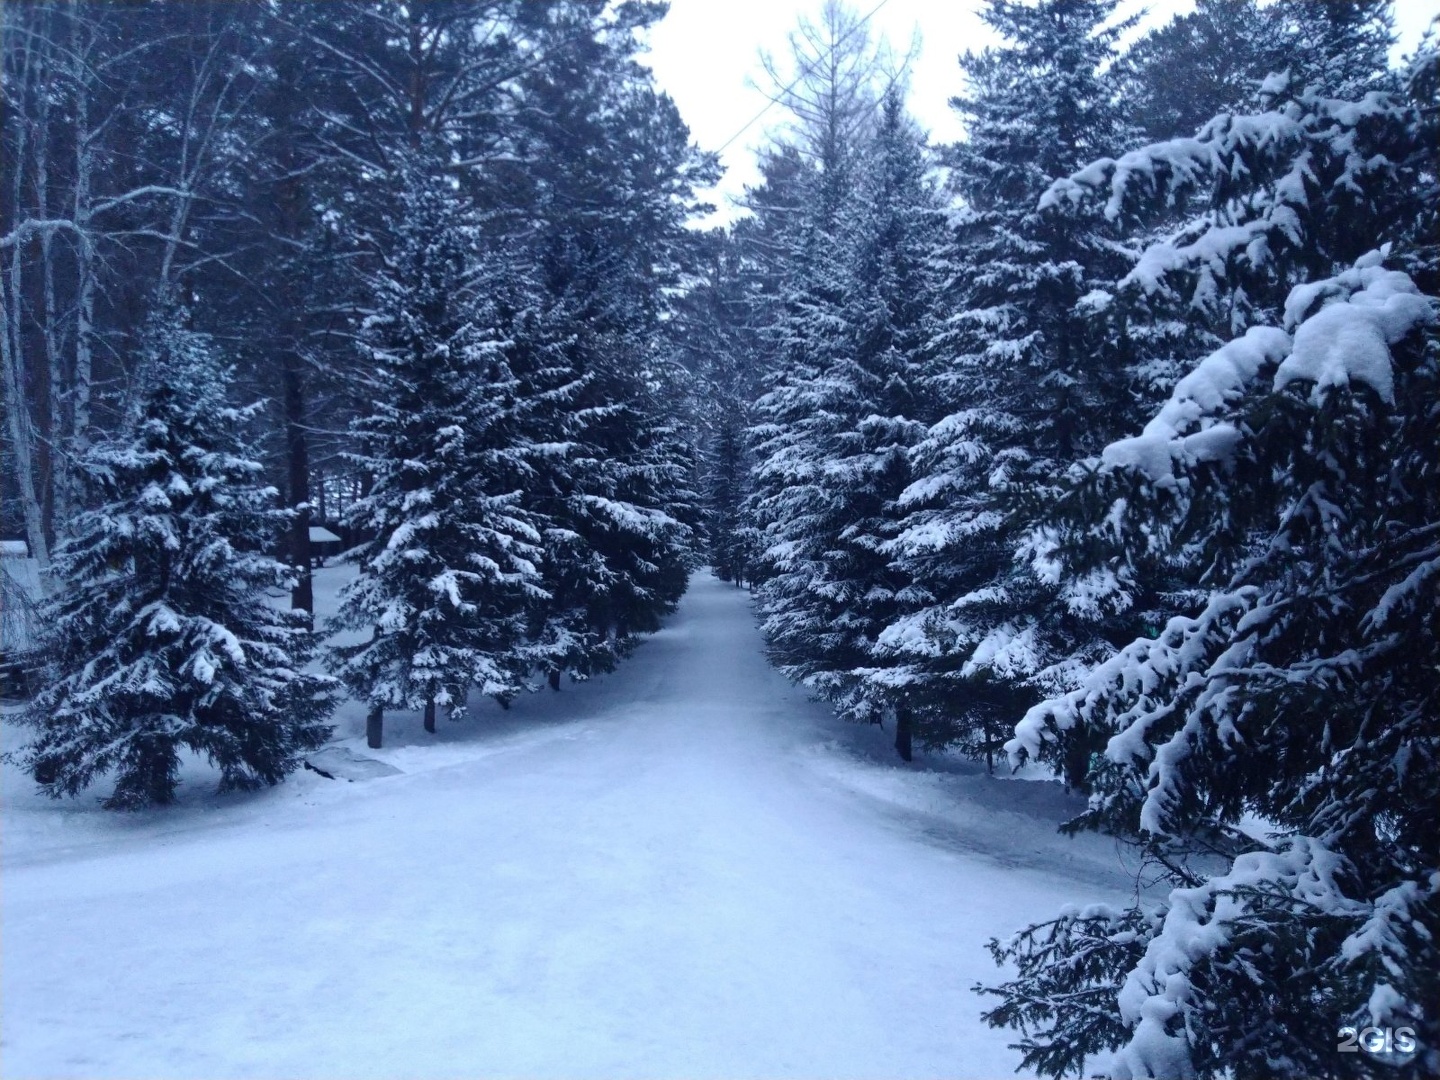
top-left (639, 0), bottom-right (1439, 225)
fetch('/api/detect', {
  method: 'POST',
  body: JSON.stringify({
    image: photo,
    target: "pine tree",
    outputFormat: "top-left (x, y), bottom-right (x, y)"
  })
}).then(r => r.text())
top-left (883, 0), bottom-right (1136, 768)
top-left (18, 308), bottom-right (335, 809)
top-left (706, 397), bottom-right (753, 585)
top-left (505, 0), bottom-right (715, 683)
top-left (330, 165), bottom-right (544, 746)
top-left (1113, 0), bottom-right (1395, 143)
top-left (746, 149), bottom-right (859, 691)
top-left (781, 91), bottom-right (945, 757)
top-left (980, 45), bottom-right (1440, 1080)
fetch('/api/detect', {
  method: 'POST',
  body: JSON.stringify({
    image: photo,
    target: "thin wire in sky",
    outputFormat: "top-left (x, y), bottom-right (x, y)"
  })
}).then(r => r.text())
top-left (711, 0), bottom-right (896, 155)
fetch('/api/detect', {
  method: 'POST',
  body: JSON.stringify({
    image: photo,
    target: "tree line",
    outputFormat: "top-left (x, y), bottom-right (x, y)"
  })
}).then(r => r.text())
top-left (4, 0), bottom-right (716, 799)
top-left (687, 0), bottom-right (1437, 1075)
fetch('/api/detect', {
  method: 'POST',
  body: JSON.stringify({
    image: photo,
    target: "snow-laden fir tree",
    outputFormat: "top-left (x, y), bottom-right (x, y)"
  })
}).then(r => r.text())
top-left (504, 0), bottom-right (711, 685)
top-left (1114, 0), bottom-right (1395, 143)
top-left (707, 394), bottom-right (753, 586)
top-left (746, 0), bottom-right (898, 636)
top-left (759, 91), bottom-right (945, 759)
top-left (331, 165), bottom-right (545, 747)
top-left (673, 230), bottom-right (763, 587)
top-left (881, 0), bottom-right (1136, 769)
top-left (1091, 0), bottom-right (1399, 422)
top-left (1014, 5), bottom-right (1422, 784)
top-left (17, 307), bottom-right (335, 809)
top-left (742, 149), bottom-right (842, 598)
top-left (979, 44), bottom-right (1440, 1080)
top-left (746, 148), bottom-right (860, 694)
top-left (1041, 5), bottom-right (1408, 350)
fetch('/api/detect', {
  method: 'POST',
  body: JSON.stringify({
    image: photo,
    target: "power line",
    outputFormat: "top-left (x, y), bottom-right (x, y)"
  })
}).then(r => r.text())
top-left (711, 0), bottom-right (897, 156)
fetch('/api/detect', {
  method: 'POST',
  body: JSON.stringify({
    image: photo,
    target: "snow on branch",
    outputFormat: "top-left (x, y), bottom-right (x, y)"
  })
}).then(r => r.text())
top-left (1274, 252), bottom-right (1435, 405)
top-left (1097, 255), bottom-right (1435, 487)
top-left (1099, 326), bottom-right (1289, 486)
top-left (1109, 838), bottom-right (1361, 1080)
top-left (1039, 91), bottom-right (1412, 319)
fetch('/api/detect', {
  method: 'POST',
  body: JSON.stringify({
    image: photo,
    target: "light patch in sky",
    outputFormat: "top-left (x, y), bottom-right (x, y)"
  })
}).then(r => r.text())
top-left (640, 0), bottom-right (1439, 227)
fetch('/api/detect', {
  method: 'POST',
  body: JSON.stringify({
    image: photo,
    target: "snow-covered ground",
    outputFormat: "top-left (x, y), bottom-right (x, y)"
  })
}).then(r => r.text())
top-left (2, 570), bottom-right (1138, 1079)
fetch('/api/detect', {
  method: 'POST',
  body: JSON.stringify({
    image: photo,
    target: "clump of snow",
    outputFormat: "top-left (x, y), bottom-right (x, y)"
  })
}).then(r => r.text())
top-left (964, 623), bottom-right (1040, 680)
top-left (1274, 259), bottom-right (1436, 405)
top-left (1097, 258), bottom-right (1435, 487)
top-left (1101, 326), bottom-right (1290, 486)
top-left (1110, 837), bottom-right (1360, 1080)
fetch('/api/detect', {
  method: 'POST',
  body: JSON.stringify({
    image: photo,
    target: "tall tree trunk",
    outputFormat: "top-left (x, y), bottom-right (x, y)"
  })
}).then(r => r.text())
top-left (268, 47), bottom-right (316, 621)
top-left (366, 703), bottom-right (384, 750)
top-left (283, 346), bottom-right (314, 619)
top-left (894, 708), bottom-right (913, 762)
top-left (71, 18), bottom-right (95, 457)
top-left (2, 47), bottom-right (51, 577)
top-left (548, 669), bottom-right (562, 691)
top-left (423, 696), bottom-right (436, 734)
top-left (36, 37), bottom-right (69, 543)
top-left (1, 296), bottom-right (50, 576)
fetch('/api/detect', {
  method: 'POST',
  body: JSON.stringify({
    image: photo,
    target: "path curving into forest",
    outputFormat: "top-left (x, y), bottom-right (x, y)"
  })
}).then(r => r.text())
top-left (1, 572), bottom-right (1134, 1079)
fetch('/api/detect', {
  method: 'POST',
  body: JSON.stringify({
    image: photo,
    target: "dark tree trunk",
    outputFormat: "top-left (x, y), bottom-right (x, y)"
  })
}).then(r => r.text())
top-left (283, 347), bottom-right (313, 621)
top-left (38, 426), bottom-right (54, 552)
top-left (269, 92), bottom-right (314, 623)
top-left (1063, 738), bottom-right (1089, 795)
top-left (894, 709), bottom-right (913, 762)
top-left (366, 704), bottom-right (383, 749)
top-left (548, 669), bottom-right (561, 691)
top-left (423, 696), bottom-right (436, 734)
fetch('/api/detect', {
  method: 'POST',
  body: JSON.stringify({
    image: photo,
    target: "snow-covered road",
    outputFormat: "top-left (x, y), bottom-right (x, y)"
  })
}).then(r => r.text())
top-left (2, 572), bottom-right (1136, 1078)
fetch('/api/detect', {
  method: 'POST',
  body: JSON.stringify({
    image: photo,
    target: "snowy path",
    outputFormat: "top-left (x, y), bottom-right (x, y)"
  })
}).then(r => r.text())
top-left (2, 573), bottom-right (1136, 1079)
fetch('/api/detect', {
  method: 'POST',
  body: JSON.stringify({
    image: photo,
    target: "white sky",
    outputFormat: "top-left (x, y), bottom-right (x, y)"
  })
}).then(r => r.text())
top-left (639, 0), bottom-right (1439, 225)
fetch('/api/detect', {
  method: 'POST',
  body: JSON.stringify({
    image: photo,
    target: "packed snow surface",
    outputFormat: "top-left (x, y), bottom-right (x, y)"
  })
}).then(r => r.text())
top-left (3, 571), bottom-right (1136, 1079)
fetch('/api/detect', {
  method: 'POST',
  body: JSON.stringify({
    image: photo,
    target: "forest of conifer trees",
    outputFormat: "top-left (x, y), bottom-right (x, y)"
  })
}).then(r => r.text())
top-left (3, 1), bottom-right (1436, 1076)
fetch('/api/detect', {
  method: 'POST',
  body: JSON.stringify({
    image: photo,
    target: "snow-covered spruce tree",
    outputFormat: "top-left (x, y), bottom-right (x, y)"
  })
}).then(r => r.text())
top-left (742, 151), bottom-right (835, 589)
top-left (773, 91), bottom-right (946, 759)
top-left (1040, 2), bottom-right (1403, 357)
top-left (1113, 0), bottom-right (1395, 143)
top-left (18, 308), bottom-right (335, 809)
top-left (673, 229), bottom-right (764, 587)
top-left (746, 0), bottom-right (897, 664)
top-left (1089, 0), bottom-right (1398, 420)
top-left (506, 1), bottom-right (712, 686)
top-left (1019, 10), bottom-right (1421, 781)
top-left (880, 0), bottom-right (1136, 768)
top-left (979, 49), bottom-right (1440, 1080)
top-left (707, 395), bottom-right (753, 586)
top-left (1113, 0), bottom-right (1281, 142)
top-left (694, 149), bottom-right (812, 593)
top-left (746, 153), bottom-right (859, 695)
top-left (987, 253), bottom-right (1439, 1080)
top-left (331, 166), bottom-right (545, 747)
